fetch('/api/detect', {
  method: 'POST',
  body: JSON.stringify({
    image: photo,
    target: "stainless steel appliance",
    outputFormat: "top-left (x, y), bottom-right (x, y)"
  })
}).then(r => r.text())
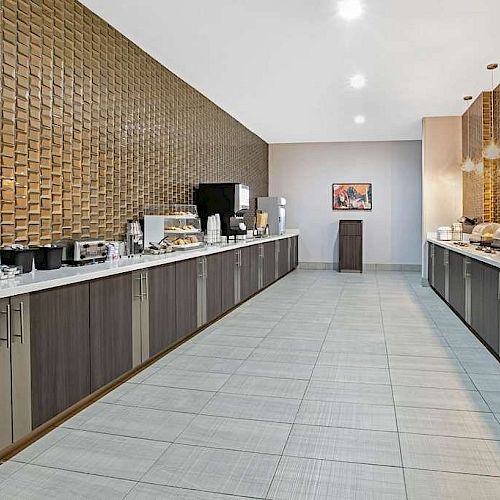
top-left (197, 183), bottom-right (250, 240)
top-left (126, 218), bottom-right (144, 256)
top-left (257, 197), bottom-right (286, 235)
top-left (57, 239), bottom-right (108, 265)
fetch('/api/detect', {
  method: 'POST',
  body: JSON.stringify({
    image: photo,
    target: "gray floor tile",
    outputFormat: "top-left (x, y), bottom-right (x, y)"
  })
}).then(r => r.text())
top-left (284, 424), bottom-right (401, 466)
top-left (104, 383), bottom-right (215, 413)
top-left (194, 333), bottom-right (263, 348)
top-left (469, 373), bottom-right (500, 392)
top-left (167, 355), bottom-right (243, 374)
top-left (99, 382), bottom-right (136, 403)
top-left (305, 380), bottom-right (394, 405)
top-left (295, 400), bottom-right (397, 431)
top-left (11, 428), bottom-right (71, 463)
top-left (400, 432), bottom-right (500, 475)
top-left (0, 464), bottom-right (135, 499)
top-left (141, 367), bottom-right (230, 391)
top-left (386, 343), bottom-right (455, 358)
top-left (482, 391), bottom-right (500, 413)
top-left (176, 414), bottom-right (291, 454)
top-left (393, 385), bottom-right (490, 412)
top-left (312, 365), bottom-right (391, 385)
top-left (0, 461), bottom-right (23, 484)
top-left (62, 402), bottom-right (195, 441)
top-left (181, 344), bottom-right (253, 360)
top-left (317, 352), bottom-right (388, 369)
top-left (205, 325), bottom-right (272, 338)
top-left (388, 355), bottom-right (464, 373)
top-left (321, 340), bottom-right (387, 355)
top-left (258, 337), bottom-right (324, 352)
top-left (249, 347), bottom-right (319, 365)
top-left (268, 456), bottom-right (406, 500)
top-left (236, 360), bottom-right (314, 380)
top-left (397, 406), bottom-right (500, 440)
top-left (141, 443), bottom-right (280, 498)
top-left (390, 368), bottom-right (475, 390)
top-left (220, 374), bottom-right (308, 399)
top-left (405, 468), bottom-right (500, 500)
top-left (201, 392), bottom-right (301, 423)
top-left (32, 430), bottom-right (169, 481)
top-left (126, 483), bottom-right (247, 499)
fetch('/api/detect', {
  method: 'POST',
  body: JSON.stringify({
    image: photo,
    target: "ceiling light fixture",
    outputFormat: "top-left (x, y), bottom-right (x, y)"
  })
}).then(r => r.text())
top-left (349, 74), bottom-right (366, 89)
top-left (337, 0), bottom-right (364, 21)
top-left (483, 63), bottom-right (500, 160)
top-left (354, 115), bottom-right (366, 124)
top-left (461, 99), bottom-right (475, 172)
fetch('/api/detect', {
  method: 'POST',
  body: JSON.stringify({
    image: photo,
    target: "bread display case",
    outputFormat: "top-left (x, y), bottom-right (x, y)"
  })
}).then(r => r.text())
top-left (143, 204), bottom-right (204, 251)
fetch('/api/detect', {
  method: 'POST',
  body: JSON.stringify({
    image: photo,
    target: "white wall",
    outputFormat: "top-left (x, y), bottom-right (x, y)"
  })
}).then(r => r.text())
top-left (421, 116), bottom-right (462, 279)
top-left (269, 141), bottom-right (422, 267)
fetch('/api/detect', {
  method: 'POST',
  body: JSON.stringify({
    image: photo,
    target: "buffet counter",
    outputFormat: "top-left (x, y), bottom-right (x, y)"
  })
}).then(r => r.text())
top-left (0, 232), bottom-right (299, 457)
top-left (427, 237), bottom-right (500, 360)
top-left (0, 231), bottom-right (299, 299)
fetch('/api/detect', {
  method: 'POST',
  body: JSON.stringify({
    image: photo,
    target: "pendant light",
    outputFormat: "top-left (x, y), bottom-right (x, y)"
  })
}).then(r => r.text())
top-left (483, 63), bottom-right (500, 160)
top-left (461, 96), bottom-right (475, 172)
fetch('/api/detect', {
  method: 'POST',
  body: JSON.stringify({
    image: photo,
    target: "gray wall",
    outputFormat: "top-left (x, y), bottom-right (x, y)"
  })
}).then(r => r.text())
top-left (269, 141), bottom-right (422, 268)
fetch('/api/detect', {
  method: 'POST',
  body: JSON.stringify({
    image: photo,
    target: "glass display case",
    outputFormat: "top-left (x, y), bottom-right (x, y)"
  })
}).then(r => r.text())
top-left (143, 204), bottom-right (204, 251)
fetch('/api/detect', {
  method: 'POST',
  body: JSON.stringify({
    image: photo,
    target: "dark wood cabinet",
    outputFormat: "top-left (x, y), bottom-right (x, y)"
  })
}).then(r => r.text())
top-left (148, 264), bottom-right (177, 357)
top-left (240, 245), bottom-right (259, 301)
top-left (221, 250), bottom-right (236, 313)
top-left (30, 283), bottom-right (91, 429)
top-left (428, 243), bottom-right (434, 286)
top-left (175, 259), bottom-right (198, 339)
top-left (290, 236), bottom-right (298, 269)
top-left (433, 245), bottom-right (446, 297)
top-left (206, 253), bottom-right (223, 323)
top-left (338, 220), bottom-right (362, 272)
top-left (278, 239), bottom-right (289, 277)
top-left (90, 274), bottom-right (133, 392)
top-left (448, 251), bottom-right (466, 319)
top-left (471, 260), bottom-right (500, 354)
top-left (263, 241), bottom-right (276, 287)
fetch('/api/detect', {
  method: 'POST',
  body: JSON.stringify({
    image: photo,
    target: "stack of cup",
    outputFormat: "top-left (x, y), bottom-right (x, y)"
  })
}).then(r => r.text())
top-left (206, 214), bottom-right (222, 244)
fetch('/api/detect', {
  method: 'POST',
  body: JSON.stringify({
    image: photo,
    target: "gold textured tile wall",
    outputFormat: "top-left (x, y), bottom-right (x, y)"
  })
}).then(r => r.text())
top-left (0, 0), bottom-right (268, 245)
top-left (462, 89), bottom-right (500, 223)
top-left (462, 94), bottom-right (484, 220)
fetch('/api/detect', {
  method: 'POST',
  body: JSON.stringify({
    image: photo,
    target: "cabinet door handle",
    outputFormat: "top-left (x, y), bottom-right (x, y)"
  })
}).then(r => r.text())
top-left (142, 273), bottom-right (148, 300)
top-left (134, 275), bottom-right (143, 299)
top-left (12, 301), bottom-right (25, 344)
top-left (0, 304), bottom-right (11, 349)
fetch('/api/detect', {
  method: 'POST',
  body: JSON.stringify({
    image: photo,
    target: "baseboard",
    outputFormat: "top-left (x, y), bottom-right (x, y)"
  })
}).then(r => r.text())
top-left (298, 262), bottom-right (422, 272)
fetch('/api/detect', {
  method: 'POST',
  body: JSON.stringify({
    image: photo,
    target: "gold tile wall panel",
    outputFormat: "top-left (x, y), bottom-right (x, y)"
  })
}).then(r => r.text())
top-left (462, 95), bottom-right (484, 221)
top-left (0, 0), bottom-right (268, 244)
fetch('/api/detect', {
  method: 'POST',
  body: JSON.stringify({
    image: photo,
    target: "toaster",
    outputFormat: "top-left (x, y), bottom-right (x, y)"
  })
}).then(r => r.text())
top-left (56, 239), bottom-right (108, 265)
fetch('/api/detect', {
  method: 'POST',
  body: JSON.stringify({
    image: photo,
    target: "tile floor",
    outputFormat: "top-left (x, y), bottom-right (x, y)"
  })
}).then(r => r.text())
top-left (2, 270), bottom-right (500, 499)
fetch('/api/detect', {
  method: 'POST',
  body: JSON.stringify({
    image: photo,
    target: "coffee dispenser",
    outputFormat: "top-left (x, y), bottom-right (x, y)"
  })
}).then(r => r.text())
top-left (197, 183), bottom-right (250, 240)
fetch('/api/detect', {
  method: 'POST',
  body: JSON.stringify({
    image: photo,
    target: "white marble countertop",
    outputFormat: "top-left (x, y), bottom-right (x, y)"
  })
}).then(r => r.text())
top-left (0, 231), bottom-right (299, 299)
top-left (427, 236), bottom-right (500, 269)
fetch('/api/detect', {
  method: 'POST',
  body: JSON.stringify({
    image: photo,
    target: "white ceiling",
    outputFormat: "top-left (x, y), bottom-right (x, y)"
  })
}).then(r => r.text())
top-left (81, 0), bottom-right (500, 143)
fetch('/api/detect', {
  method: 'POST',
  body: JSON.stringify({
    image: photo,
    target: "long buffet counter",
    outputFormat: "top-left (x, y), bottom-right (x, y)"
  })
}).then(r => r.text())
top-left (427, 237), bottom-right (500, 359)
top-left (0, 232), bottom-right (299, 458)
top-left (0, 231), bottom-right (299, 299)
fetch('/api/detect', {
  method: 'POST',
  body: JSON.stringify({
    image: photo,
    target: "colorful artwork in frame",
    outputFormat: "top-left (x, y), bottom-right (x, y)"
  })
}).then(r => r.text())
top-left (332, 183), bottom-right (372, 210)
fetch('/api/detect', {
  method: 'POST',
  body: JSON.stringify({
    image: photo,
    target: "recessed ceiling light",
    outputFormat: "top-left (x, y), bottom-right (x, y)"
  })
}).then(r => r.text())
top-left (349, 74), bottom-right (366, 89)
top-left (337, 0), bottom-right (364, 21)
top-left (354, 115), bottom-right (366, 124)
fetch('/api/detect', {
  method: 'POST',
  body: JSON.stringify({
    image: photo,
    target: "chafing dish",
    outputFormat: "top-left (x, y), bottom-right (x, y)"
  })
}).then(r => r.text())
top-left (470, 222), bottom-right (500, 244)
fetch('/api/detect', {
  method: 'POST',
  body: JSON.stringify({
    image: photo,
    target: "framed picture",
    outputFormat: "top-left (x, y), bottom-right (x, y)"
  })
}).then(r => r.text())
top-left (332, 183), bottom-right (372, 210)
